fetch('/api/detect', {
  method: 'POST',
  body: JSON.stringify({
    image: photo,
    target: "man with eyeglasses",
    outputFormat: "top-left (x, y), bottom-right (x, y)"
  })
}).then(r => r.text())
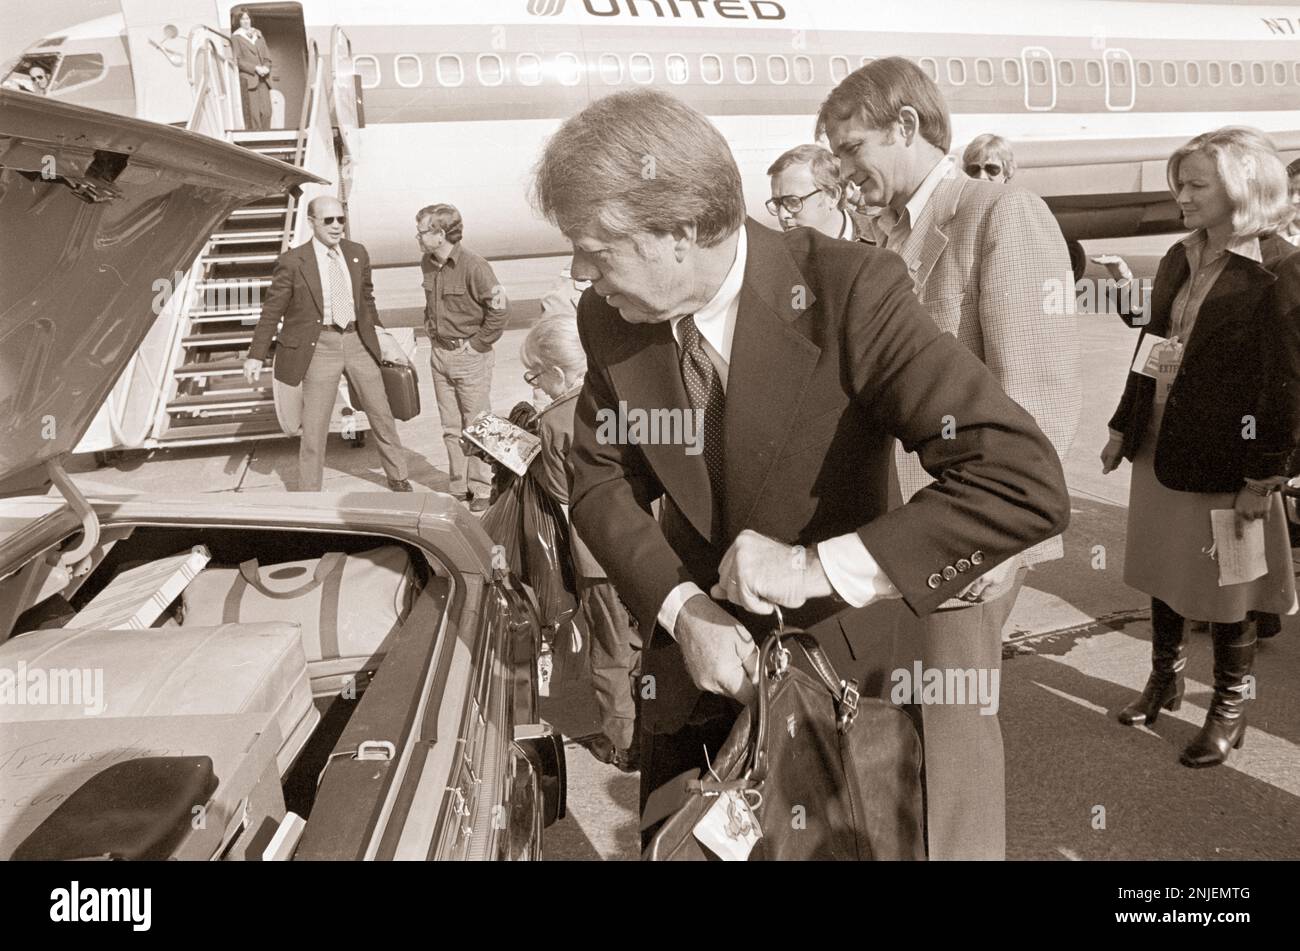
top-left (962, 133), bottom-right (1015, 183)
top-left (821, 58), bottom-right (1080, 860)
top-left (417, 203), bottom-right (509, 513)
top-left (766, 144), bottom-right (864, 241)
top-left (245, 195), bottom-right (413, 492)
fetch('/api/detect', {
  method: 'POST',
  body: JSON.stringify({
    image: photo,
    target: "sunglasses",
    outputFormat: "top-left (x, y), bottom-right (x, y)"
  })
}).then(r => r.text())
top-left (30, 72), bottom-right (48, 81)
top-left (524, 369), bottom-right (543, 386)
top-left (965, 162), bottom-right (1004, 178)
top-left (314, 215), bottom-right (346, 225)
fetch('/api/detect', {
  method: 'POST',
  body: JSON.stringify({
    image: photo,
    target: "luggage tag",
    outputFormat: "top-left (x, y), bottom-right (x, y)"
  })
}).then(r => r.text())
top-left (1130, 333), bottom-right (1182, 405)
top-left (693, 789), bottom-right (763, 861)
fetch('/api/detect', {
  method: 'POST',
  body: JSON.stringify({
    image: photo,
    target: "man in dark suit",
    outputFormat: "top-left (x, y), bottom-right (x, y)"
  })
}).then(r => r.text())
top-left (530, 89), bottom-right (1071, 847)
top-left (244, 195), bottom-right (412, 492)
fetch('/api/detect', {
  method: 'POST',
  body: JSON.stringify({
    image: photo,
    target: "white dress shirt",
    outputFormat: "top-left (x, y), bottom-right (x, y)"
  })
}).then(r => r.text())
top-left (875, 155), bottom-right (958, 250)
top-left (311, 236), bottom-right (355, 327)
top-left (656, 226), bottom-right (900, 638)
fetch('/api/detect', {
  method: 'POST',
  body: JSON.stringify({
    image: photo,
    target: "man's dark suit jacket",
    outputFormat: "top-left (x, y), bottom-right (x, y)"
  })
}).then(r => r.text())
top-left (1109, 233), bottom-right (1300, 493)
top-left (569, 218), bottom-right (1070, 735)
top-left (249, 238), bottom-right (386, 386)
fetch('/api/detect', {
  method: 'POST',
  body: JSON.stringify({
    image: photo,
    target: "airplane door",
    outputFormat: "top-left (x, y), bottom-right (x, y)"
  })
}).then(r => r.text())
top-left (329, 26), bottom-right (362, 202)
top-left (1021, 47), bottom-right (1056, 111)
top-left (119, 0), bottom-right (221, 123)
top-left (1104, 48), bottom-right (1136, 111)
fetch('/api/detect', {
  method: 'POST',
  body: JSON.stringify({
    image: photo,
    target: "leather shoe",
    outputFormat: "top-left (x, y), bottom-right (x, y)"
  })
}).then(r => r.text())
top-left (387, 478), bottom-right (413, 492)
top-left (589, 735), bottom-right (639, 773)
top-left (469, 495), bottom-right (490, 514)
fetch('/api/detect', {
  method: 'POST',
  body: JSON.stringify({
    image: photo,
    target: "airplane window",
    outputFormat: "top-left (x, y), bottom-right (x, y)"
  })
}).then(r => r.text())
top-left (1207, 61), bottom-right (1222, 85)
top-left (1185, 61), bottom-right (1201, 85)
top-left (1002, 58), bottom-right (1021, 85)
top-left (354, 54), bottom-right (380, 89)
top-left (860, 56), bottom-right (874, 67)
top-left (830, 55), bottom-right (850, 82)
top-left (1084, 59), bottom-right (1102, 86)
top-left (1161, 61), bottom-right (1177, 85)
top-left (735, 54), bottom-right (756, 83)
top-left (947, 58), bottom-right (966, 85)
top-left (794, 54), bottom-right (813, 83)
top-left (630, 52), bottom-right (654, 84)
top-left (1137, 61), bottom-right (1153, 86)
top-left (1058, 60), bottom-right (1075, 85)
top-left (1251, 62), bottom-right (1266, 85)
top-left (701, 54), bottom-right (723, 84)
top-left (50, 52), bottom-right (103, 91)
top-left (477, 54), bottom-right (504, 86)
top-left (667, 53), bottom-right (688, 84)
top-left (517, 53), bottom-right (542, 86)
top-left (1274, 61), bottom-right (1287, 84)
top-left (1229, 62), bottom-right (1243, 85)
top-left (919, 57), bottom-right (938, 82)
top-left (556, 52), bottom-right (582, 86)
top-left (1294, 62), bottom-right (1300, 84)
top-left (1031, 59), bottom-right (1048, 85)
top-left (394, 54), bottom-right (423, 88)
top-left (767, 55), bottom-right (788, 84)
top-left (437, 54), bottom-right (463, 87)
top-left (975, 58), bottom-right (993, 85)
top-left (599, 53), bottom-right (622, 85)
top-left (1109, 60), bottom-right (1128, 86)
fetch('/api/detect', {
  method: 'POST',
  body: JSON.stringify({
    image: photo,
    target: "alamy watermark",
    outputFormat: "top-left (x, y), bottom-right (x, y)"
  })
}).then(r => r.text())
top-left (890, 661), bottom-right (1000, 715)
top-left (595, 400), bottom-right (705, 455)
top-left (0, 663), bottom-right (105, 716)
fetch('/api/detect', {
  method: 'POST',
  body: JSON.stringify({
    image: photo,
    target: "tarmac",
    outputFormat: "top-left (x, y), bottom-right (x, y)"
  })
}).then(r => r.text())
top-left (62, 237), bottom-right (1300, 860)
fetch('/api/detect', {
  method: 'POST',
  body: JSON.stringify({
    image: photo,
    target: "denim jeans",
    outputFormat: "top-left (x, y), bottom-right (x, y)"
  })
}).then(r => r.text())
top-left (429, 342), bottom-right (494, 499)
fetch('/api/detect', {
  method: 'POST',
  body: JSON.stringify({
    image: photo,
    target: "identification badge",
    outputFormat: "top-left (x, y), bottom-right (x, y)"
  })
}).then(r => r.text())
top-left (1131, 334), bottom-right (1183, 404)
top-left (693, 790), bottom-right (763, 861)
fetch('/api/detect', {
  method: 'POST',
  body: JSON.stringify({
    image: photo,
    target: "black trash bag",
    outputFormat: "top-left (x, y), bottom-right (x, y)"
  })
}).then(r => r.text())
top-left (521, 469), bottom-right (577, 623)
top-left (481, 471), bottom-right (526, 577)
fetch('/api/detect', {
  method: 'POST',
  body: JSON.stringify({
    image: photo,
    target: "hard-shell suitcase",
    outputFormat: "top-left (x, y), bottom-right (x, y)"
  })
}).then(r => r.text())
top-left (380, 360), bottom-right (421, 422)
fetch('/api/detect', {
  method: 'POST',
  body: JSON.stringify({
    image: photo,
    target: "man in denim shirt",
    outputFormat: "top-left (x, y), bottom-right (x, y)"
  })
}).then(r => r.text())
top-left (417, 203), bottom-right (510, 511)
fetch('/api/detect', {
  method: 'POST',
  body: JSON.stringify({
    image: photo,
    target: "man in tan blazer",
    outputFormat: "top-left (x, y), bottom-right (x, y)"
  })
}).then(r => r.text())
top-left (820, 57), bottom-right (1081, 860)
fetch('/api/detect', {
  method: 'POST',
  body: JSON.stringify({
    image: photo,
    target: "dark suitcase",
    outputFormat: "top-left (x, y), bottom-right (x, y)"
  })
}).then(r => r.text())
top-left (644, 618), bottom-right (925, 861)
top-left (380, 360), bottom-right (420, 421)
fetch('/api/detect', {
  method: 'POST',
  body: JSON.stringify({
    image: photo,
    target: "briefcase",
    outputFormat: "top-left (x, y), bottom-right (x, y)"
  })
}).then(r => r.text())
top-left (380, 359), bottom-right (421, 422)
top-left (644, 617), bottom-right (925, 861)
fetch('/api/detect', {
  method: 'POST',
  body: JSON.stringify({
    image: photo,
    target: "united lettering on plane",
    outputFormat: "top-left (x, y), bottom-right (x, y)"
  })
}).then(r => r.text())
top-left (528, 0), bottom-right (787, 20)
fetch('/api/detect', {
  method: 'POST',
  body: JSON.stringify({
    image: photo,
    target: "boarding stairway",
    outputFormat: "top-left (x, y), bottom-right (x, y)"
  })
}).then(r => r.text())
top-left (159, 130), bottom-right (300, 444)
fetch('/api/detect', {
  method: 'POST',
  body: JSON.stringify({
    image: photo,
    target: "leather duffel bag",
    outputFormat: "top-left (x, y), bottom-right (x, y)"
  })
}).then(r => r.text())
top-left (644, 617), bottom-right (925, 861)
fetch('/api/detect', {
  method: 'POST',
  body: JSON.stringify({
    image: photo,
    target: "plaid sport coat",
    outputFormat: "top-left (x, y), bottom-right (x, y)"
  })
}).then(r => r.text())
top-left (886, 171), bottom-right (1081, 565)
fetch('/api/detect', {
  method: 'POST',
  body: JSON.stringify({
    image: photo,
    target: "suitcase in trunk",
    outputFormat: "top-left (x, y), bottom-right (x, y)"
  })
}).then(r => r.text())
top-left (0, 621), bottom-right (318, 776)
top-left (180, 545), bottom-right (417, 694)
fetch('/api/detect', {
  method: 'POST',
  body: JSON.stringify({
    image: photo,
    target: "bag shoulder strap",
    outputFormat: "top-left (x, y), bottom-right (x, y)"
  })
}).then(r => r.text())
top-left (237, 552), bottom-right (347, 600)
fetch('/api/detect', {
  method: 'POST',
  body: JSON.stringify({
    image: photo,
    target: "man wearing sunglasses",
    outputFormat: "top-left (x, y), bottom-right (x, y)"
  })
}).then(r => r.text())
top-left (821, 58), bottom-right (1080, 860)
top-left (245, 195), bottom-right (413, 492)
top-left (962, 133), bottom-right (1015, 184)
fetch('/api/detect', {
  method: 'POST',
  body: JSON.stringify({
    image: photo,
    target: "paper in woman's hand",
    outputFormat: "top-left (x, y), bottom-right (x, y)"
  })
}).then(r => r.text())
top-left (1210, 509), bottom-right (1268, 586)
top-left (462, 412), bottom-right (542, 476)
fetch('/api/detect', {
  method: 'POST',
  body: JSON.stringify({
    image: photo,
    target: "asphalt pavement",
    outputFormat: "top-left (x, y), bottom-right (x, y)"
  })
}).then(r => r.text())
top-left (63, 237), bottom-right (1300, 860)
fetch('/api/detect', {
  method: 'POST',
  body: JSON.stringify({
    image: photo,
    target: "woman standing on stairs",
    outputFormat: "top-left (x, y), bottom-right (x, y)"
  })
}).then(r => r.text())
top-left (233, 10), bottom-right (273, 131)
top-left (1102, 126), bottom-right (1300, 768)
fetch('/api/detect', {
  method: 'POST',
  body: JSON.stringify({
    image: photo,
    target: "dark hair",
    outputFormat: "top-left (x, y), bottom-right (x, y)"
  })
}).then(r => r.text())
top-left (531, 89), bottom-right (745, 247)
top-left (417, 203), bottom-right (463, 244)
top-left (815, 56), bottom-right (951, 153)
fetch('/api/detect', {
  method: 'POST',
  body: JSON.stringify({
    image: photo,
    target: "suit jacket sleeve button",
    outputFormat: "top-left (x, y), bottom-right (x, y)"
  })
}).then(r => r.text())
top-left (942, 565), bottom-right (957, 581)
top-left (956, 558), bottom-right (971, 572)
top-left (927, 573), bottom-right (943, 589)
top-left (971, 551), bottom-right (984, 566)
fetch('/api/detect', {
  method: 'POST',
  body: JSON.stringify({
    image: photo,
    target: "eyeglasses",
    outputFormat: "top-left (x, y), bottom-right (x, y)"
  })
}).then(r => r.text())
top-left (416, 225), bottom-right (443, 237)
top-left (30, 72), bottom-right (48, 82)
top-left (965, 162), bottom-right (1004, 179)
top-left (765, 189), bottom-right (822, 216)
top-left (524, 369), bottom-right (543, 386)
top-left (313, 215), bottom-right (345, 225)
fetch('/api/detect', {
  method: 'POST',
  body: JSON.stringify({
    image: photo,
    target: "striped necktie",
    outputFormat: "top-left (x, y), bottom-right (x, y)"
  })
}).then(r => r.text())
top-left (328, 247), bottom-right (355, 329)
top-left (677, 314), bottom-right (726, 505)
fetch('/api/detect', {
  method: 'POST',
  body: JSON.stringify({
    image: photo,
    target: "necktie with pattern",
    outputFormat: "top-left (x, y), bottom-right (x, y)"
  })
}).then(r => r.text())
top-left (328, 247), bottom-right (355, 329)
top-left (677, 314), bottom-right (726, 507)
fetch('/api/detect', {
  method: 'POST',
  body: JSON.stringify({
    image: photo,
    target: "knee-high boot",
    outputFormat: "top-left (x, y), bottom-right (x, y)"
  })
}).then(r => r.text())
top-left (1180, 621), bottom-right (1255, 768)
top-left (1118, 598), bottom-right (1187, 726)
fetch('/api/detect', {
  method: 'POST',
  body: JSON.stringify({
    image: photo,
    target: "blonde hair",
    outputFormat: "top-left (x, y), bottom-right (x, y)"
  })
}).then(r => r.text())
top-left (1167, 127), bottom-right (1290, 238)
top-left (963, 133), bottom-right (1016, 180)
top-left (521, 315), bottom-right (587, 378)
